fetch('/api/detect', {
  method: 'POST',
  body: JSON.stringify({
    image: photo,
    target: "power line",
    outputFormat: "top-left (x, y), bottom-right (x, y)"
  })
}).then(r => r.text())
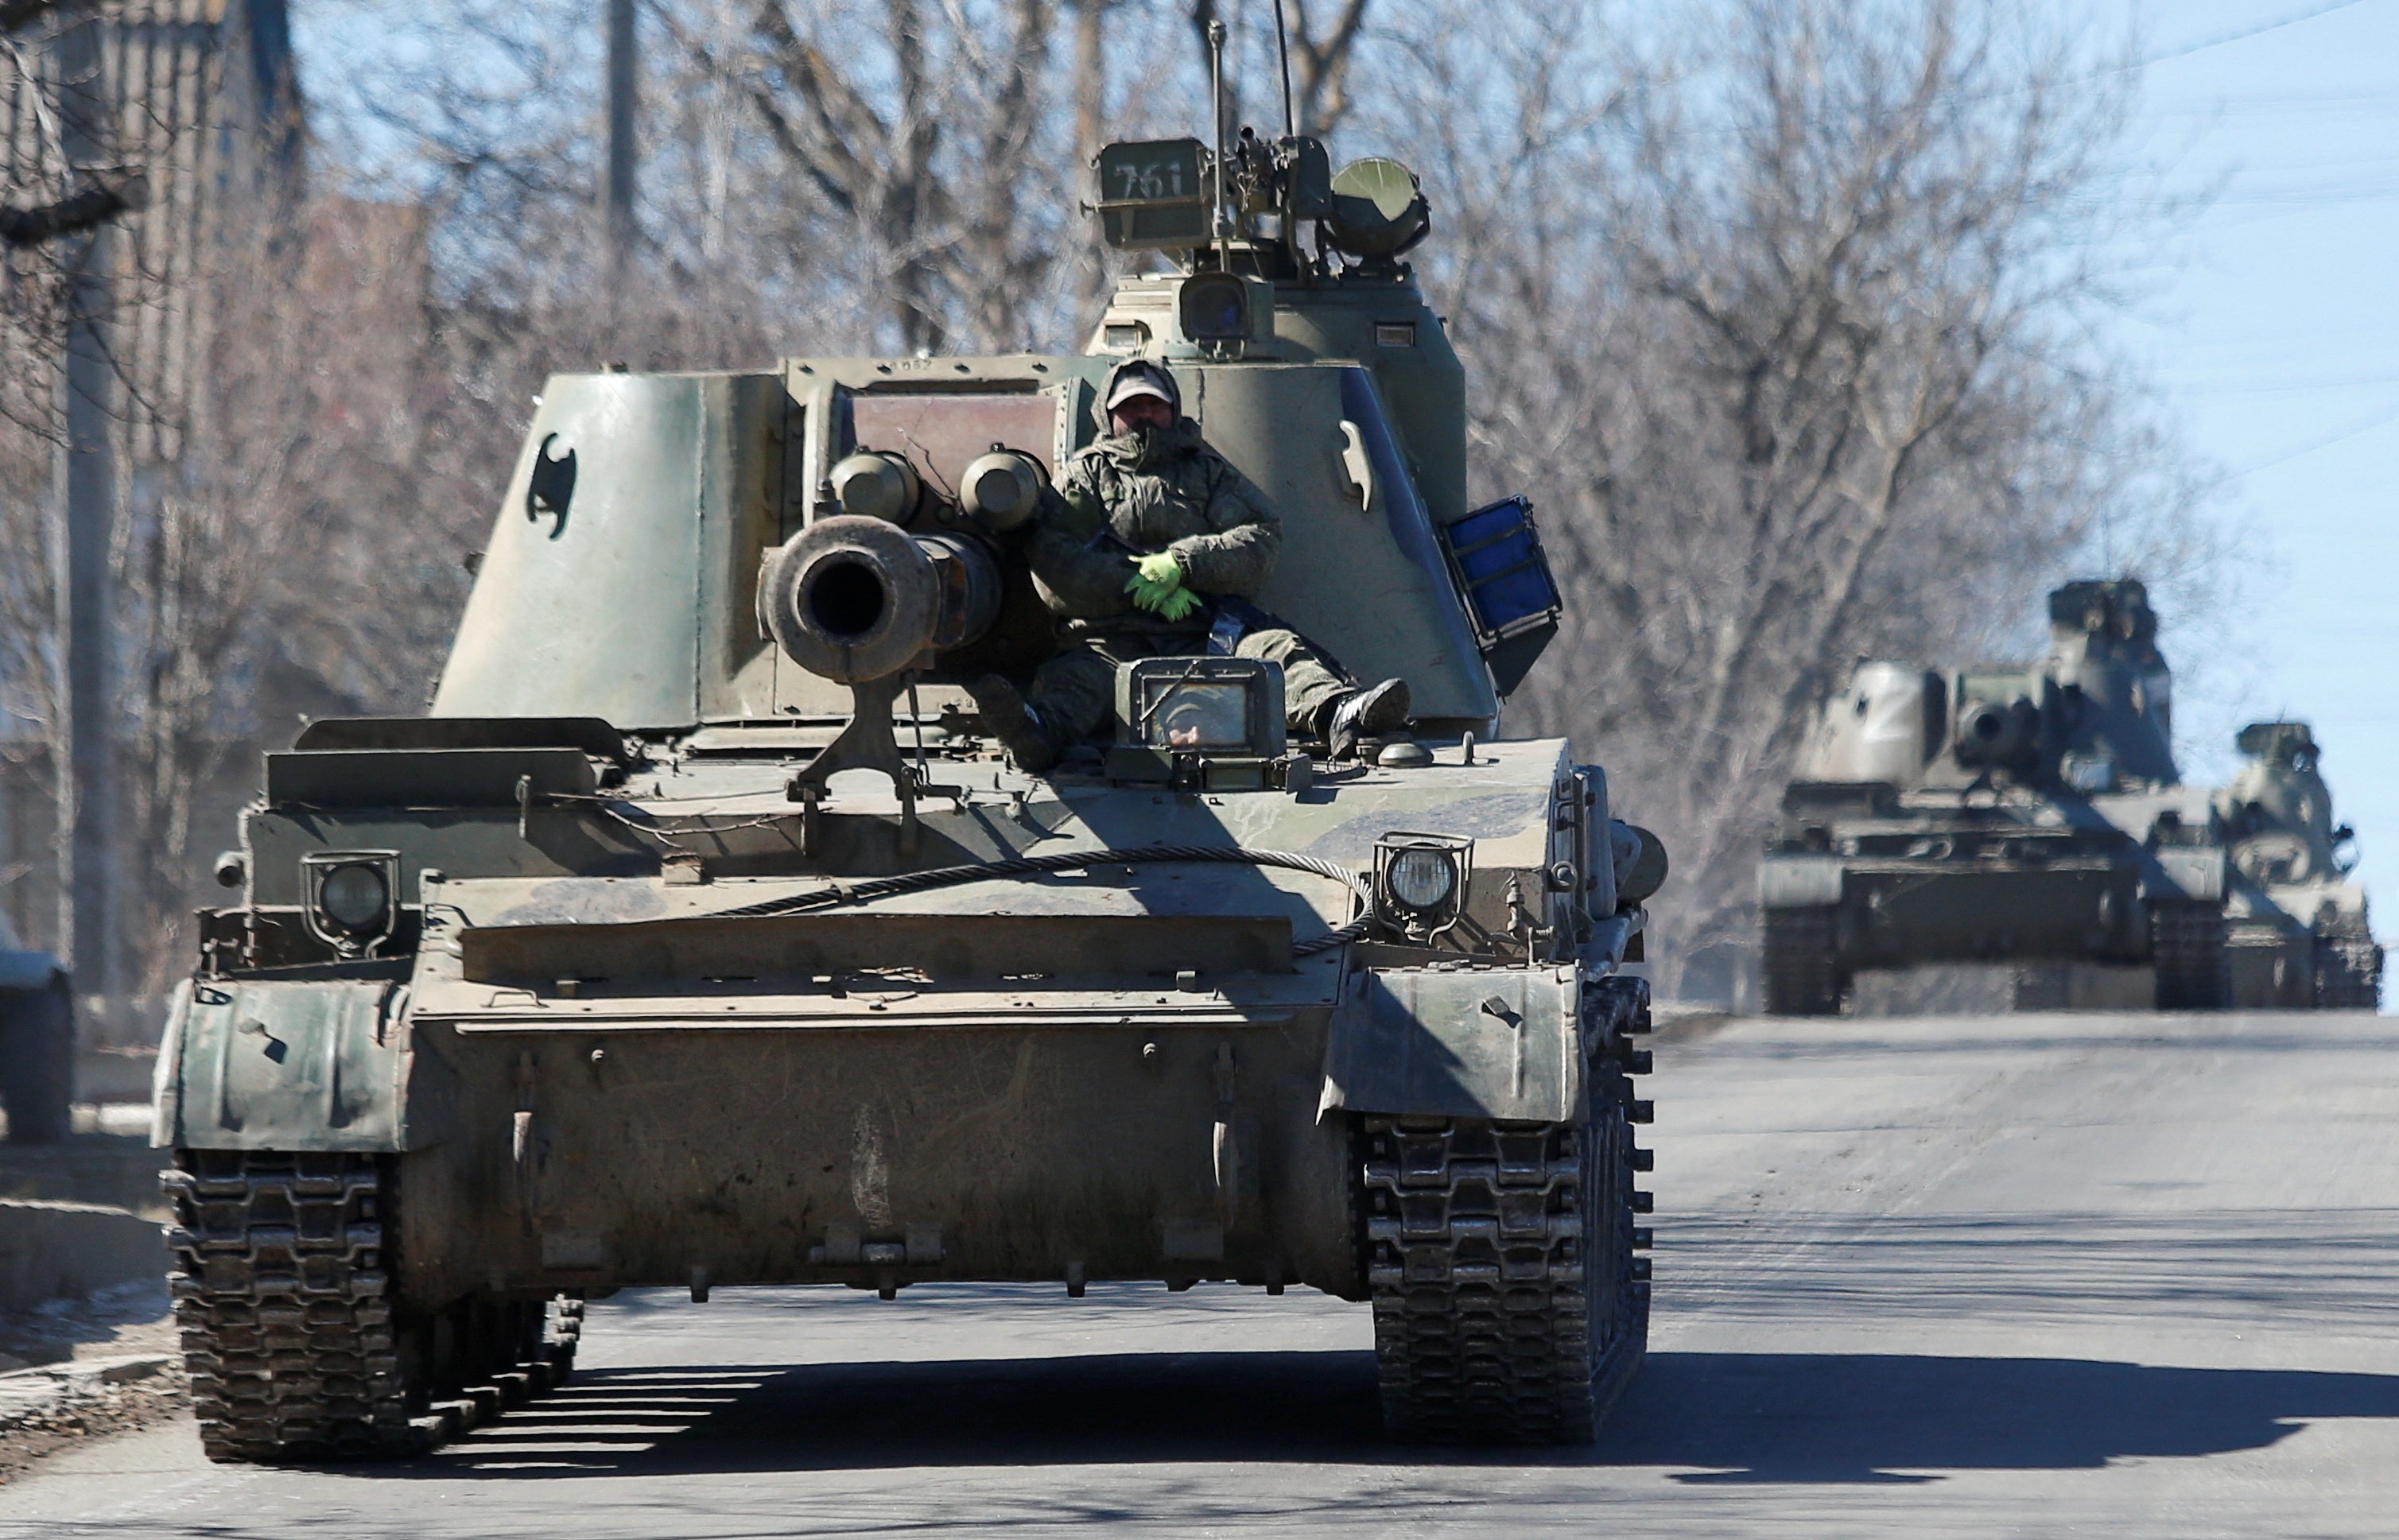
top-left (2218, 401), bottom-right (2399, 482)
top-left (2182, 368), bottom-right (2399, 395)
top-left (2143, 0), bottom-right (2378, 68)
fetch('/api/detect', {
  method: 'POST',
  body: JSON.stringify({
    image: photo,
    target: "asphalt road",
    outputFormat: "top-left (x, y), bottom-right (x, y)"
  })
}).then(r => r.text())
top-left (8, 1007), bottom-right (2397, 1537)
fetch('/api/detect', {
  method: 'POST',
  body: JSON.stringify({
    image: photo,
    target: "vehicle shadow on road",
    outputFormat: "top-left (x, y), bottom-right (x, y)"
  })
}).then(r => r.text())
top-left (391, 1349), bottom-right (2399, 1484)
top-left (1606, 1352), bottom-right (2399, 1484)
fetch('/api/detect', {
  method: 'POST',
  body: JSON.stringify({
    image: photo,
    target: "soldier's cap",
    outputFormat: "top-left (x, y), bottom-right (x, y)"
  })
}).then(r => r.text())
top-left (1103, 359), bottom-right (1180, 415)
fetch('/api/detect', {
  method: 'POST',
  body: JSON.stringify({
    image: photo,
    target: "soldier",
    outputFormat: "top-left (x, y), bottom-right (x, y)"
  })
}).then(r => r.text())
top-left (969, 359), bottom-right (1411, 771)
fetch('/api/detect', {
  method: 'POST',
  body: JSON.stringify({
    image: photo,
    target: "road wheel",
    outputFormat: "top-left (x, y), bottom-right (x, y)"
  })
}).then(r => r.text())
top-left (1359, 977), bottom-right (1652, 1443)
top-left (2313, 929), bottom-right (2383, 1011)
top-left (1763, 906), bottom-right (1846, 1016)
top-left (2150, 902), bottom-right (2230, 1011)
top-left (0, 976), bottom-right (73, 1144)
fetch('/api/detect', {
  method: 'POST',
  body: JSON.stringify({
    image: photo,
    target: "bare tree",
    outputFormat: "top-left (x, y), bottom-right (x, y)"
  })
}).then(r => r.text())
top-left (1184, 1), bottom-right (1372, 139)
top-left (639, 0), bottom-right (1075, 353)
top-left (1399, 0), bottom-right (2215, 991)
top-left (0, 167), bottom-right (141, 247)
top-left (1275, 0), bottom-right (1373, 135)
top-left (7, 0), bottom-right (2223, 1006)
top-left (1, 0), bottom-right (301, 1008)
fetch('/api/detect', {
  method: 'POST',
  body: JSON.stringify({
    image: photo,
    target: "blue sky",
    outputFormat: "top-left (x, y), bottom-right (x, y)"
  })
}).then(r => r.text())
top-left (2117, 0), bottom-right (2398, 918)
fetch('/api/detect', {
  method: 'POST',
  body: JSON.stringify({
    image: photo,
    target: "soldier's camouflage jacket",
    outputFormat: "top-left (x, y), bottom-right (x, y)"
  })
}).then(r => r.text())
top-left (1027, 416), bottom-right (1282, 642)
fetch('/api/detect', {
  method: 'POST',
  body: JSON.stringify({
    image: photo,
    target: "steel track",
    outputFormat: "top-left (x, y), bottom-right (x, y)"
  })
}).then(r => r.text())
top-left (166, 1150), bottom-right (580, 1462)
top-left (1360, 974), bottom-right (1654, 1441)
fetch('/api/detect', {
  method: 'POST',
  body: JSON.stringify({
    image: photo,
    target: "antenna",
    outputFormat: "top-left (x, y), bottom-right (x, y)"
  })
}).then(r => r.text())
top-left (1273, 2), bottom-right (1296, 138)
top-left (1206, 18), bottom-right (1230, 270)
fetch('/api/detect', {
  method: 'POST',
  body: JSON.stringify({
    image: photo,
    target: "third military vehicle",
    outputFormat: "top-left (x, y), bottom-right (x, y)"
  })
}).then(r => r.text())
top-left (1760, 580), bottom-right (2231, 1014)
top-left (153, 115), bottom-right (1664, 1459)
top-left (2217, 720), bottom-right (2381, 1009)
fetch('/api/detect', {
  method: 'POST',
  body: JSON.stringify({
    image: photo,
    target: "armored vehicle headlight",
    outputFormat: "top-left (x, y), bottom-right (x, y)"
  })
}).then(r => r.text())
top-left (1373, 832), bottom-right (1473, 933)
top-left (300, 849), bottom-right (401, 956)
top-left (2061, 753), bottom-right (2118, 793)
top-left (1387, 848), bottom-right (1458, 911)
top-left (320, 863), bottom-right (389, 932)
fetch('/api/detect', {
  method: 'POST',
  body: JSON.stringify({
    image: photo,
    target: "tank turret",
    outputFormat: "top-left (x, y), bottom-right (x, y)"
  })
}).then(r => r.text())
top-left (2041, 578), bottom-right (2177, 789)
top-left (1793, 579), bottom-right (2180, 801)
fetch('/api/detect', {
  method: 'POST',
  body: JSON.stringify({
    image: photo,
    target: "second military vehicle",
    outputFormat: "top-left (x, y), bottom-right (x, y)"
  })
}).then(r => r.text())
top-left (1760, 580), bottom-right (2230, 1014)
top-left (153, 113), bottom-right (1665, 1460)
top-left (2217, 720), bottom-right (2381, 1009)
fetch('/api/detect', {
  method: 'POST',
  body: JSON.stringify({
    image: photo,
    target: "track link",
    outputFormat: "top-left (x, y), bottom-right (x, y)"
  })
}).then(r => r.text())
top-left (1361, 975), bottom-right (1652, 1442)
top-left (2151, 901), bottom-right (2230, 1010)
top-left (1763, 906), bottom-right (1846, 1016)
top-left (165, 1150), bottom-right (578, 1462)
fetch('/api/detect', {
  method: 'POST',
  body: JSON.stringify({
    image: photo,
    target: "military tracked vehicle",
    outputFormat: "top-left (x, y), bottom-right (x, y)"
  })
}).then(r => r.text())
top-left (0, 905), bottom-right (72, 1145)
top-left (1760, 580), bottom-right (2232, 1014)
top-left (154, 118), bottom-right (1665, 1460)
top-left (2216, 721), bottom-right (2381, 1009)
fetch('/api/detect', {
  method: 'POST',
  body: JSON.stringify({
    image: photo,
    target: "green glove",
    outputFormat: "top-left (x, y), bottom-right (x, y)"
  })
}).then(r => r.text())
top-left (1126, 574), bottom-right (1202, 618)
top-left (1125, 551), bottom-right (1192, 615)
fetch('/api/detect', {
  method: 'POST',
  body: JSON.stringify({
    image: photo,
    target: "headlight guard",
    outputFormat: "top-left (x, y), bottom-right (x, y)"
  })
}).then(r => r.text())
top-left (1373, 831), bottom-right (1473, 938)
top-left (301, 849), bottom-right (401, 958)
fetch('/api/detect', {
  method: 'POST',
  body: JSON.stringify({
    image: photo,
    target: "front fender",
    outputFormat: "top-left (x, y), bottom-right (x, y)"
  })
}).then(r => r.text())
top-left (2146, 846), bottom-right (2226, 903)
top-left (1760, 854), bottom-right (1847, 910)
top-left (153, 976), bottom-right (452, 1152)
top-left (1318, 964), bottom-right (1582, 1123)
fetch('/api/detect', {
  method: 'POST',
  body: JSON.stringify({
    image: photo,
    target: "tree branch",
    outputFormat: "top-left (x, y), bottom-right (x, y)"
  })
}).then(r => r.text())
top-left (0, 0), bottom-right (58, 37)
top-left (0, 169), bottom-right (146, 247)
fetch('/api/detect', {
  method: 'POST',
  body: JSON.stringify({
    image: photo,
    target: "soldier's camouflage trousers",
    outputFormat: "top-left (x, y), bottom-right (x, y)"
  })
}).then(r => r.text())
top-left (1027, 624), bottom-right (1349, 747)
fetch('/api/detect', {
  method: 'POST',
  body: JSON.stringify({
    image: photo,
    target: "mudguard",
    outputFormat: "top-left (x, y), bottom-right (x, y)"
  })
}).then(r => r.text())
top-left (152, 977), bottom-right (449, 1152)
top-left (1759, 854), bottom-right (1846, 910)
top-left (1319, 964), bottom-right (1582, 1123)
top-left (2148, 846), bottom-right (2226, 903)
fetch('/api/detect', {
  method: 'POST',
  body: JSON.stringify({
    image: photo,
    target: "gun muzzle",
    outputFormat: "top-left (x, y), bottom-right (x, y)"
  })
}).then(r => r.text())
top-left (761, 516), bottom-right (1000, 683)
top-left (1955, 697), bottom-right (2032, 767)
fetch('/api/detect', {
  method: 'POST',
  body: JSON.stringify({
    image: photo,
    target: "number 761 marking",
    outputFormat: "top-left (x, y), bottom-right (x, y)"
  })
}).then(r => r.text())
top-left (1115, 160), bottom-right (1189, 200)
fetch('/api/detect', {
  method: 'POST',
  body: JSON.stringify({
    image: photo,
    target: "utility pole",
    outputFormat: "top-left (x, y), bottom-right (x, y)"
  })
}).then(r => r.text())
top-left (604, 0), bottom-right (637, 274)
top-left (1073, 0), bottom-right (1110, 308)
top-left (51, 6), bottom-right (116, 1000)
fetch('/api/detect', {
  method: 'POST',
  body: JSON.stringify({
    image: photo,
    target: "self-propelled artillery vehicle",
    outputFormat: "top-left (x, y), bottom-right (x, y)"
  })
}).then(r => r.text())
top-left (2216, 720), bottom-right (2380, 1009)
top-left (1760, 580), bottom-right (2230, 1014)
top-left (155, 122), bottom-right (1665, 1460)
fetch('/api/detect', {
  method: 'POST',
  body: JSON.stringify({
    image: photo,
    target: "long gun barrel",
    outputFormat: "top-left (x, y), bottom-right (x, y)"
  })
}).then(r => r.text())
top-left (760, 515), bottom-right (1001, 683)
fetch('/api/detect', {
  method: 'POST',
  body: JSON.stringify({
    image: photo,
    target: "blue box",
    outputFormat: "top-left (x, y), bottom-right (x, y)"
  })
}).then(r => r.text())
top-left (1439, 495), bottom-right (1561, 646)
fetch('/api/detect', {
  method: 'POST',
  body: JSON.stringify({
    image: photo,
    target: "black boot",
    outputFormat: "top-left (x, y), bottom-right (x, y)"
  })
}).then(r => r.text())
top-left (966, 675), bottom-right (1058, 773)
top-left (1322, 677), bottom-right (1411, 761)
